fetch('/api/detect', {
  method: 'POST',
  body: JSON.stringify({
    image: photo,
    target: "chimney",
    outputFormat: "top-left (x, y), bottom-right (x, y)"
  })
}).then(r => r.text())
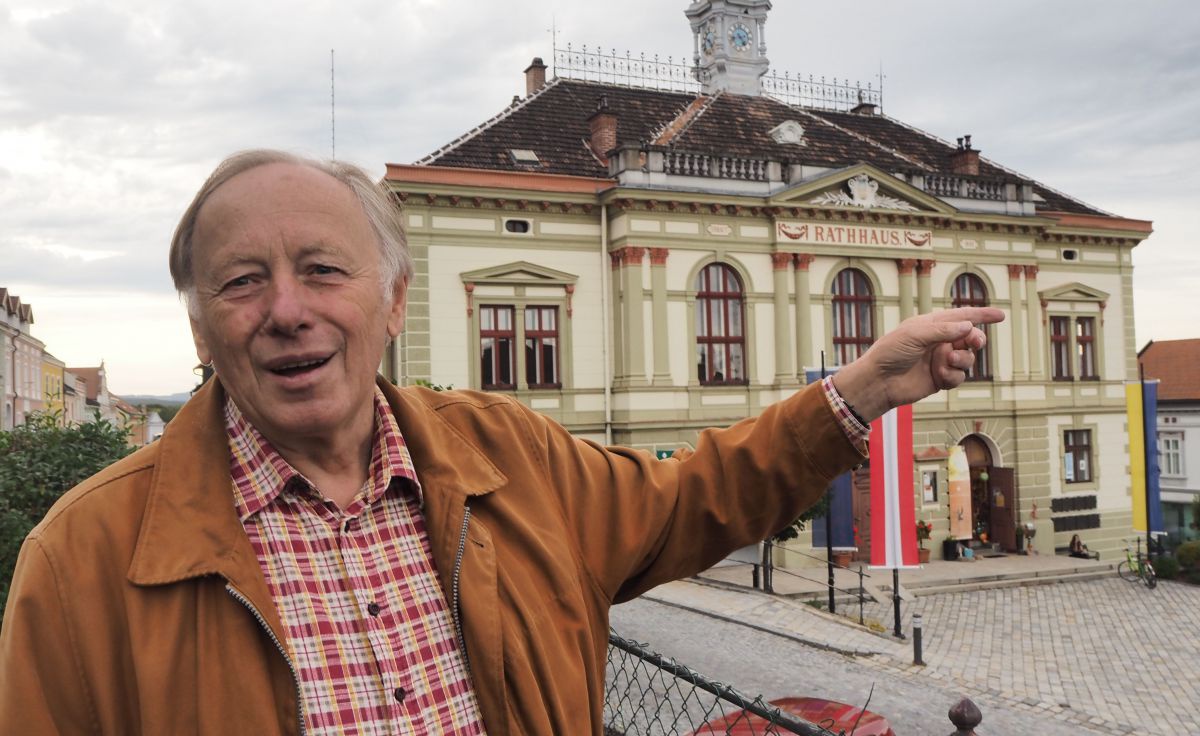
top-left (588, 96), bottom-right (618, 163)
top-left (524, 57), bottom-right (548, 97)
top-left (950, 135), bottom-right (980, 176)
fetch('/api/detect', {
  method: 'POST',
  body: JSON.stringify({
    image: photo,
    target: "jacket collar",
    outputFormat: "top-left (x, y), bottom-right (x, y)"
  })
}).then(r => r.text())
top-left (126, 376), bottom-right (506, 588)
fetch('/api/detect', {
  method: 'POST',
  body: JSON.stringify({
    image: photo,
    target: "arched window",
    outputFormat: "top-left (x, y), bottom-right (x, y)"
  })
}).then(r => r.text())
top-left (695, 263), bottom-right (746, 384)
top-left (831, 268), bottom-right (874, 365)
top-left (950, 273), bottom-right (992, 380)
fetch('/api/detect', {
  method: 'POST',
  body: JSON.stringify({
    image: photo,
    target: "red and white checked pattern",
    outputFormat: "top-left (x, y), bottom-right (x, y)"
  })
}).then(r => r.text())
top-left (820, 376), bottom-right (872, 448)
top-left (226, 389), bottom-right (486, 736)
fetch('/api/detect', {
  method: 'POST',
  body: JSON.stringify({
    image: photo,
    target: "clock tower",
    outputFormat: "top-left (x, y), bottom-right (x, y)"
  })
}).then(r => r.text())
top-left (686, 0), bottom-right (772, 96)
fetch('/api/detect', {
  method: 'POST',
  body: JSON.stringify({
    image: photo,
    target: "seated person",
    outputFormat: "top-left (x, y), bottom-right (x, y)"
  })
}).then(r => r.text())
top-left (1068, 534), bottom-right (1092, 559)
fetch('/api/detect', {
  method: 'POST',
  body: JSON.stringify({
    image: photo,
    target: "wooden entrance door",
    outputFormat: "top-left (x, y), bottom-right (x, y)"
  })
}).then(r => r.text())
top-left (989, 467), bottom-right (1018, 551)
top-left (851, 466), bottom-right (872, 562)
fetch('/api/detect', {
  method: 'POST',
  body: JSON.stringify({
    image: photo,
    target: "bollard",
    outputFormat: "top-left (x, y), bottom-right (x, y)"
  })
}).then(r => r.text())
top-left (946, 697), bottom-right (982, 736)
top-left (912, 613), bottom-right (925, 666)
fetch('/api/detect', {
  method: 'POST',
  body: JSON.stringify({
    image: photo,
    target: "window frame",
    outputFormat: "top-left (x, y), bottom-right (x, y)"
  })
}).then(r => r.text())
top-left (950, 273), bottom-right (992, 381)
top-left (831, 268), bottom-right (875, 366)
top-left (1063, 429), bottom-right (1093, 484)
top-left (695, 263), bottom-right (747, 386)
top-left (1160, 431), bottom-right (1184, 478)
top-left (479, 305), bottom-right (517, 391)
top-left (1076, 316), bottom-right (1098, 380)
top-left (523, 305), bottom-right (562, 390)
top-left (1050, 315), bottom-right (1072, 381)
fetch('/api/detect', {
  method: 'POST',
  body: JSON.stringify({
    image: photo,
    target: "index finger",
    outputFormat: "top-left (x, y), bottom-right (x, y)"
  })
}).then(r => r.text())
top-left (937, 306), bottom-right (1005, 326)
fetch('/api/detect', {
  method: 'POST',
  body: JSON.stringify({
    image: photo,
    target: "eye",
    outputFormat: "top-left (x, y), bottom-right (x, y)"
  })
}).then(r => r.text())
top-left (222, 274), bottom-right (255, 290)
top-left (310, 264), bottom-right (343, 276)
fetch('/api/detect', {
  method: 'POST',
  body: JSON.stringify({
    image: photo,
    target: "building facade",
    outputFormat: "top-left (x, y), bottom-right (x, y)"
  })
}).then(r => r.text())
top-left (1139, 339), bottom-right (1200, 545)
top-left (1, 289), bottom-right (45, 428)
top-left (381, 1), bottom-right (1152, 561)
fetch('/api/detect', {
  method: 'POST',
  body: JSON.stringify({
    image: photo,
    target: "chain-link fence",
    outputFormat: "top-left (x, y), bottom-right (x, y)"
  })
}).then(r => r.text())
top-left (604, 631), bottom-right (839, 735)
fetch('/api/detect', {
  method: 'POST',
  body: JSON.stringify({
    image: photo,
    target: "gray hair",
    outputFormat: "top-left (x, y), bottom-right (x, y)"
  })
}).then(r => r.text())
top-left (169, 149), bottom-right (412, 314)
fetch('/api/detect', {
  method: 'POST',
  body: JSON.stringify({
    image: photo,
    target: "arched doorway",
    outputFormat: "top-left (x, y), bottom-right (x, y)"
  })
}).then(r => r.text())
top-left (960, 435), bottom-right (1017, 552)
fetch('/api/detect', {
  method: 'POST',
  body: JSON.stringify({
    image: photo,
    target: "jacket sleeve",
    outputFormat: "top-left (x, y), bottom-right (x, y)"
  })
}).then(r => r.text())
top-left (0, 535), bottom-right (98, 733)
top-left (519, 380), bottom-right (868, 604)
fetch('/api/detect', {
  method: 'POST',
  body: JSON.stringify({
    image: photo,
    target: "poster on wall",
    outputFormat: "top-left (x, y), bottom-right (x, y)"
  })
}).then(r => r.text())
top-left (947, 445), bottom-right (973, 540)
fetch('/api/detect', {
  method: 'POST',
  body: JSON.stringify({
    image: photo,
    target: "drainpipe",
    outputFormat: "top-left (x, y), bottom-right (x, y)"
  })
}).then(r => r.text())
top-left (600, 204), bottom-right (613, 444)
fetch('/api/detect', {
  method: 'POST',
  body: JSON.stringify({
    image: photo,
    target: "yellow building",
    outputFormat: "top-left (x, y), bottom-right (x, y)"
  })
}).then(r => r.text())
top-left (41, 352), bottom-right (66, 420)
top-left (381, 1), bottom-right (1151, 562)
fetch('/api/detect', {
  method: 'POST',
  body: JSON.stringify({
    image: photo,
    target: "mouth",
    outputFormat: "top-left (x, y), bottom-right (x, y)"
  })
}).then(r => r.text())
top-left (266, 355), bottom-right (332, 378)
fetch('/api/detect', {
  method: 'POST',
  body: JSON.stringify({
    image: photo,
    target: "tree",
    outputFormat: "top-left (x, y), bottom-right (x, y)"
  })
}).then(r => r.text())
top-left (0, 412), bottom-right (132, 618)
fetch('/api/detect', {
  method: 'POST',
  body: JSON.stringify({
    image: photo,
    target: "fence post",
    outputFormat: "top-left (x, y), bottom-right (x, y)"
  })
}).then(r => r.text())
top-left (945, 698), bottom-right (982, 736)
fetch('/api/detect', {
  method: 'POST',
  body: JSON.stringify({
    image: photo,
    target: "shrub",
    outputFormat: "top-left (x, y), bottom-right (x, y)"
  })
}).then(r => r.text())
top-left (1176, 540), bottom-right (1200, 572)
top-left (0, 412), bottom-right (132, 619)
top-left (1154, 555), bottom-right (1180, 580)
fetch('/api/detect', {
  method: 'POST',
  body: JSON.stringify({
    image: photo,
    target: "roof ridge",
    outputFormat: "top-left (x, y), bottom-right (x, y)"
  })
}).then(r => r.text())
top-left (652, 90), bottom-right (722, 146)
top-left (416, 77), bottom-right (565, 165)
top-left (873, 112), bottom-right (1115, 217)
top-left (797, 108), bottom-right (930, 171)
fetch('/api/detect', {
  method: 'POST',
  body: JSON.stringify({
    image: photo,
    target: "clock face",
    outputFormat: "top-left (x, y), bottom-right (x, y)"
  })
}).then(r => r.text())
top-left (729, 22), bottom-right (752, 53)
top-left (701, 23), bottom-right (717, 56)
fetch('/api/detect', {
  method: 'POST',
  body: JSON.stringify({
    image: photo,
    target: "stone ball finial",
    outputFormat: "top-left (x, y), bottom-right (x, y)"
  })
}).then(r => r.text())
top-left (948, 697), bottom-right (983, 735)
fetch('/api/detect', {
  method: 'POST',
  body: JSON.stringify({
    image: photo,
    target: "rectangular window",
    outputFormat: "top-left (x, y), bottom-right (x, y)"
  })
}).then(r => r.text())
top-left (1161, 432), bottom-right (1184, 477)
top-left (480, 306), bottom-right (515, 390)
top-left (1076, 317), bottom-right (1097, 380)
top-left (1050, 316), bottom-right (1072, 380)
top-left (524, 306), bottom-right (560, 389)
top-left (1064, 429), bottom-right (1092, 483)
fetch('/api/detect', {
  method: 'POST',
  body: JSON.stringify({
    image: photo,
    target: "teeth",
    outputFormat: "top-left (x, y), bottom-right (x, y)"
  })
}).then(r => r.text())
top-left (278, 359), bottom-right (324, 371)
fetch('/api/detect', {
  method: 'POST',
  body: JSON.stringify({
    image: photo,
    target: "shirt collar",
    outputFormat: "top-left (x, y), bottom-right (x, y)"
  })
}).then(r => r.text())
top-left (225, 386), bottom-right (422, 521)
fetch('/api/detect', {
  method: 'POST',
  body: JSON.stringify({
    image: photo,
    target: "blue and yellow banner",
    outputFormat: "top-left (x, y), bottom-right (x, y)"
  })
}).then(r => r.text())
top-left (1126, 380), bottom-right (1164, 534)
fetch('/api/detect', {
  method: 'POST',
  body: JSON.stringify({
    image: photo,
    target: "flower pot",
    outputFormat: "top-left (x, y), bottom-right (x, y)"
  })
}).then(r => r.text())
top-left (942, 538), bottom-right (960, 561)
top-left (831, 549), bottom-right (855, 568)
top-left (918, 547), bottom-right (931, 564)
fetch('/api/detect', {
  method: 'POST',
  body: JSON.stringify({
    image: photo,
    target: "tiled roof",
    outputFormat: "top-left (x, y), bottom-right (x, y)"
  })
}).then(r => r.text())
top-left (68, 366), bottom-right (103, 401)
top-left (1138, 339), bottom-right (1200, 402)
top-left (418, 78), bottom-right (1107, 216)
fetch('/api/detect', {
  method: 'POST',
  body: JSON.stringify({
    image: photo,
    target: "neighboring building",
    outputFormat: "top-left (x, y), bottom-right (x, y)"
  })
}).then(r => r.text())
top-left (41, 352), bottom-right (66, 419)
top-left (1, 289), bottom-right (45, 427)
top-left (62, 370), bottom-right (88, 425)
top-left (69, 363), bottom-right (118, 425)
top-left (1139, 339), bottom-right (1200, 545)
top-left (381, 1), bottom-right (1152, 560)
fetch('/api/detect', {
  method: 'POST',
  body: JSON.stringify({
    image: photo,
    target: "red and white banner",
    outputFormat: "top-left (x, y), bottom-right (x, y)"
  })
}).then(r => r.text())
top-left (869, 404), bottom-right (919, 569)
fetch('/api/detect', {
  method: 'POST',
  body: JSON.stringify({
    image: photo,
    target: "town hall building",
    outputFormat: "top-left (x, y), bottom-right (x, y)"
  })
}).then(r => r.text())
top-left (380, 0), bottom-right (1153, 562)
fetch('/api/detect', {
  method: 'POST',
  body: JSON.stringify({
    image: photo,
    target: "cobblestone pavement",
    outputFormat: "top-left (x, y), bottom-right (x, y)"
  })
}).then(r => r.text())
top-left (642, 576), bottom-right (1200, 735)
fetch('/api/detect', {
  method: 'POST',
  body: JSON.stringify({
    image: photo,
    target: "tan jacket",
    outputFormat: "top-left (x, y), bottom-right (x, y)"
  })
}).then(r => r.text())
top-left (0, 377), bottom-right (864, 735)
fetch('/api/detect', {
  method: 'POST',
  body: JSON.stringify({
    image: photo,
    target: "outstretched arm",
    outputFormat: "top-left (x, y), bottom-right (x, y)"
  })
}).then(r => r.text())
top-left (832, 307), bottom-right (1005, 423)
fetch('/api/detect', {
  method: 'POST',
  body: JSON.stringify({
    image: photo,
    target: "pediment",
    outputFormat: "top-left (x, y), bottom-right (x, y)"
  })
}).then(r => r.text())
top-left (1039, 282), bottom-right (1110, 302)
top-left (461, 261), bottom-right (578, 286)
top-left (772, 164), bottom-right (955, 215)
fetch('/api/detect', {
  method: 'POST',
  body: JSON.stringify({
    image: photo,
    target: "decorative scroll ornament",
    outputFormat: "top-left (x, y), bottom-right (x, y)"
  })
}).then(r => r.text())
top-left (810, 173), bottom-right (918, 212)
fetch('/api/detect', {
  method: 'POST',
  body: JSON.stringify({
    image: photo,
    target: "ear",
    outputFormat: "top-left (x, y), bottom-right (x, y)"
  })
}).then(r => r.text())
top-left (190, 315), bottom-right (213, 367)
top-left (386, 276), bottom-right (409, 339)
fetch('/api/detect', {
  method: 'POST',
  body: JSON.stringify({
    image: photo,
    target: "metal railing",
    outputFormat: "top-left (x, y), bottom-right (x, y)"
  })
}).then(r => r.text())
top-left (605, 631), bottom-right (837, 735)
top-left (760, 541), bottom-right (872, 627)
top-left (760, 72), bottom-right (882, 112)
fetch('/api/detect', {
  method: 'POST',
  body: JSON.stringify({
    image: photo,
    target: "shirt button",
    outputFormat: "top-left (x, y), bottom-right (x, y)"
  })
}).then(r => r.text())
top-left (393, 687), bottom-right (407, 703)
top-left (367, 602), bottom-right (381, 617)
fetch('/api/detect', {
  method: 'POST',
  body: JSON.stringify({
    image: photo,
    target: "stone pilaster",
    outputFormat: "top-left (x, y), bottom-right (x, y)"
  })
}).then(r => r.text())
top-left (771, 252), bottom-right (794, 383)
top-left (610, 251), bottom-right (624, 383)
top-left (649, 248), bottom-right (672, 385)
top-left (897, 258), bottom-right (917, 321)
top-left (1024, 265), bottom-right (1043, 379)
top-left (916, 259), bottom-right (936, 314)
top-left (1007, 264), bottom-right (1026, 379)
top-left (622, 247), bottom-right (647, 386)
top-left (793, 254), bottom-right (814, 376)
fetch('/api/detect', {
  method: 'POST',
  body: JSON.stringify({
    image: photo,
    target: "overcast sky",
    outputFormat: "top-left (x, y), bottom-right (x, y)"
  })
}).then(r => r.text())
top-left (2, 1), bottom-right (1197, 395)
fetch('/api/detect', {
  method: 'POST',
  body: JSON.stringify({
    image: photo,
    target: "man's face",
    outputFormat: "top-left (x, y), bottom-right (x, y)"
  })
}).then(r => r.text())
top-left (188, 162), bottom-right (406, 446)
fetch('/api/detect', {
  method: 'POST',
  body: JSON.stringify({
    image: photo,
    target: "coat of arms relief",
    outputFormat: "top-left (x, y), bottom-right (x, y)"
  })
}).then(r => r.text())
top-left (809, 173), bottom-right (918, 212)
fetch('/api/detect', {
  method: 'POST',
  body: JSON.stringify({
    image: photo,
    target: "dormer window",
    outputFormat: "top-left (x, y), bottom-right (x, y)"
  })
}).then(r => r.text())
top-left (510, 149), bottom-right (541, 165)
top-left (769, 120), bottom-right (806, 145)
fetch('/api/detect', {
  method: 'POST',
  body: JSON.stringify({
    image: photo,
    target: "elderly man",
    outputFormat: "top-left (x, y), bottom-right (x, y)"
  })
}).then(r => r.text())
top-left (0, 151), bottom-right (1001, 734)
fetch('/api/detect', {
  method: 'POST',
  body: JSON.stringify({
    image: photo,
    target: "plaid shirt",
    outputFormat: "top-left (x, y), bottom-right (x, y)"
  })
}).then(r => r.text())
top-left (821, 376), bottom-right (872, 447)
top-left (226, 389), bottom-right (486, 736)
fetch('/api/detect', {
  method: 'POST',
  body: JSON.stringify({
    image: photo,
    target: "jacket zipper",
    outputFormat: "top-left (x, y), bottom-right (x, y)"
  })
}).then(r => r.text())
top-left (226, 583), bottom-right (307, 736)
top-left (451, 504), bottom-right (472, 673)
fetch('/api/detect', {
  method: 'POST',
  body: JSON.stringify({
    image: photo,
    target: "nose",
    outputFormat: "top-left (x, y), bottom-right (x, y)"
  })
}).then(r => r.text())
top-left (262, 274), bottom-right (311, 336)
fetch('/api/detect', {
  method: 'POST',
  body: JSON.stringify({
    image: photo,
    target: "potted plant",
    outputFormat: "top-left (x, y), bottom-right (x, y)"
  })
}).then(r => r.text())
top-left (916, 520), bottom-right (933, 563)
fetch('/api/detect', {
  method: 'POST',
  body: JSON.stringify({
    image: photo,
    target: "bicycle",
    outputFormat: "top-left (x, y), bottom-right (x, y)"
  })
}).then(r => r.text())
top-left (1117, 537), bottom-right (1157, 589)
